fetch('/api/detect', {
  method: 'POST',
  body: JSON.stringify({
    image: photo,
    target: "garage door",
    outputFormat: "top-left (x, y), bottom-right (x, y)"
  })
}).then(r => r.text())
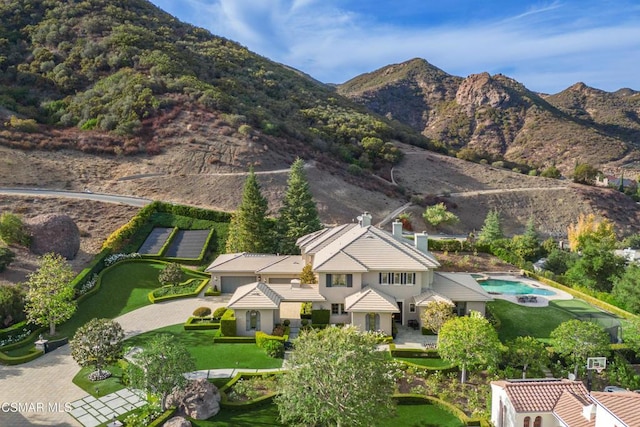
top-left (221, 276), bottom-right (256, 293)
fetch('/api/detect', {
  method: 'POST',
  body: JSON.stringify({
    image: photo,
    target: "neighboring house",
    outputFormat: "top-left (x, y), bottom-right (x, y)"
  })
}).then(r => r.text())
top-left (206, 212), bottom-right (492, 337)
top-left (491, 379), bottom-right (640, 427)
top-left (595, 174), bottom-right (637, 190)
top-left (614, 248), bottom-right (640, 264)
top-left (589, 391), bottom-right (640, 427)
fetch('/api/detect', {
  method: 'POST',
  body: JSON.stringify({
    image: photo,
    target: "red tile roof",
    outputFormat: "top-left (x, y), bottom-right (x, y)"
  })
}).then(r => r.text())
top-left (590, 391), bottom-right (640, 427)
top-left (553, 390), bottom-right (595, 427)
top-left (492, 379), bottom-right (590, 413)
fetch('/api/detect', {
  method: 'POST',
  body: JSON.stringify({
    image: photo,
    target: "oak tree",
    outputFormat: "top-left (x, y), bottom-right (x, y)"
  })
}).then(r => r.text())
top-left (438, 311), bottom-right (502, 383)
top-left (275, 326), bottom-right (395, 426)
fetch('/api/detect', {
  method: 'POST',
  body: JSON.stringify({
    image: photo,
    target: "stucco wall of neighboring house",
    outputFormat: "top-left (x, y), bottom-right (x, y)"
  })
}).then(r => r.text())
top-left (234, 309), bottom-right (276, 337)
top-left (263, 274), bottom-right (300, 284)
top-left (595, 405), bottom-right (621, 427)
top-left (467, 301), bottom-right (486, 316)
top-left (491, 385), bottom-right (518, 427)
top-left (351, 312), bottom-right (393, 336)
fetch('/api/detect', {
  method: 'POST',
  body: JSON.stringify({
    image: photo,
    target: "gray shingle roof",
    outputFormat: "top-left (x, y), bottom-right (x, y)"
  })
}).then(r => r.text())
top-left (432, 272), bottom-right (493, 301)
top-left (344, 287), bottom-right (400, 312)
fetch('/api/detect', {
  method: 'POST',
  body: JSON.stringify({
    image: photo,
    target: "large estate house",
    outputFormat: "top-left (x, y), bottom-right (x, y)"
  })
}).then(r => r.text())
top-left (206, 212), bottom-right (492, 336)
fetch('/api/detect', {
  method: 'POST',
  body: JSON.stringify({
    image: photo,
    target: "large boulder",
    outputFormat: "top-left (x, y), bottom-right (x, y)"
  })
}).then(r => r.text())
top-left (163, 416), bottom-right (192, 427)
top-left (25, 214), bottom-right (80, 259)
top-left (166, 378), bottom-right (221, 420)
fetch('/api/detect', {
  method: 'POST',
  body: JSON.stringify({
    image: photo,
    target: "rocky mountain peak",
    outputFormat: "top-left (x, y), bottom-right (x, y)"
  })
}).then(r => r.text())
top-left (455, 72), bottom-right (512, 110)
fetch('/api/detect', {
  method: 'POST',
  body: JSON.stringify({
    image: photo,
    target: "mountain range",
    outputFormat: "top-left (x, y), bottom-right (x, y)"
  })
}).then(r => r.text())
top-left (1, 0), bottom-right (640, 237)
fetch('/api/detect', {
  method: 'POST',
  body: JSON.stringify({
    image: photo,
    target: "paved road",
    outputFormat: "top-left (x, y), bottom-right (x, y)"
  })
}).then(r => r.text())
top-left (0, 188), bottom-right (152, 207)
top-left (0, 294), bottom-right (230, 426)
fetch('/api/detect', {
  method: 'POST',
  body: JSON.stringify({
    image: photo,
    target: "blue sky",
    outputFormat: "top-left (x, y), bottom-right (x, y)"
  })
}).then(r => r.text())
top-left (149, 0), bottom-right (640, 93)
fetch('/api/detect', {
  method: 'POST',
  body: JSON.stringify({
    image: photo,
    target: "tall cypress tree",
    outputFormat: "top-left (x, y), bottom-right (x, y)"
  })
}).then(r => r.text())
top-left (278, 158), bottom-right (322, 254)
top-left (225, 167), bottom-right (272, 253)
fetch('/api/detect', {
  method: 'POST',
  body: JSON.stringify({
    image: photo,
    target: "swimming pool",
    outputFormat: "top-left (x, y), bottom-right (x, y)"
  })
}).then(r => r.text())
top-left (478, 279), bottom-right (556, 296)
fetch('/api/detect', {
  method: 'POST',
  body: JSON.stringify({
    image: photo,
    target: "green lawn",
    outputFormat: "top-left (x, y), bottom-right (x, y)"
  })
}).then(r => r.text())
top-left (56, 260), bottom-right (204, 339)
top-left (190, 400), bottom-right (464, 426)
top-left (488, 299), bottom-right (575, 343)
top-left (124, 324), bottom-right (283, 370)
top-left (72, 364), bottom-right (127, 397)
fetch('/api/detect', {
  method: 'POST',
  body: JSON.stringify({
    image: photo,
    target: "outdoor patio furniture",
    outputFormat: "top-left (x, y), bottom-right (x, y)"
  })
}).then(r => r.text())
top-left (408, 319), bottom-right (420, 330)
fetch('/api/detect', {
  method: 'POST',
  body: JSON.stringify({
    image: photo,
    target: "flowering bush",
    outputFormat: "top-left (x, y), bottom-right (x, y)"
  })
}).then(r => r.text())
top-left (123, 402), bottom-right (162, 426)
top-left (76, 274), bottom-right (99, 296)
top-left (104, 253), bottom-right (141, 266)
top-left (0, 327), bottom-right (32, 347)
top-left (88, 369), bottom-right (112, 381)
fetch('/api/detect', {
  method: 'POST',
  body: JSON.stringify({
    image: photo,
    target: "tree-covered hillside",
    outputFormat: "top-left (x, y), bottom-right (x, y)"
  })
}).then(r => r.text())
top-left (0, 0), bottom-right (434, 170)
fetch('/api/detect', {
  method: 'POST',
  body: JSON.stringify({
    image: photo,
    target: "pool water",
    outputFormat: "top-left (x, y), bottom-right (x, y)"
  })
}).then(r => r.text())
top-left (478, 279), bottom-right (556, 296)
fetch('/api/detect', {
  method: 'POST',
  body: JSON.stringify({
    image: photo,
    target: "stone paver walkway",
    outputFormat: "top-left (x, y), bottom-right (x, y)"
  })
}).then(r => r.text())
top-left (0, 294), bottom-right (230, 426)
top-left (68, 389), bottom-right (146, 427)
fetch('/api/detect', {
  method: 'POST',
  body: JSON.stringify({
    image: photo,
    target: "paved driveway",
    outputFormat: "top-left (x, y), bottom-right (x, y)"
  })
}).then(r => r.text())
top-left (0, 295), bottom-right (230, 426)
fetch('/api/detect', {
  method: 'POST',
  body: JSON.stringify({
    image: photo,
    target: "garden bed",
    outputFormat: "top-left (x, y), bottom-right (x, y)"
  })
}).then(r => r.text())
top-left (149, 278), bottom-right (209, 303)
top-left (184, 316), bottom-right (221, 331)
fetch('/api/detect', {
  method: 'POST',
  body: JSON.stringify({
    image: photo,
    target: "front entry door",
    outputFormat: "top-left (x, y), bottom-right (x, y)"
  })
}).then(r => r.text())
top-left (393, 302), bottom-right (403, 324)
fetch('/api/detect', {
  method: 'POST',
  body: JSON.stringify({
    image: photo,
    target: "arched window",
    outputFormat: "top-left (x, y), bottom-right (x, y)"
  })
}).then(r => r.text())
top-left (365, 313), bottom-right (380, 331)
top-left (523, 416), bottom-right (530, 427)
top-left (246, 310), bottom-right (260, 331)
top-left (533, 416), bottom-right (542, 427)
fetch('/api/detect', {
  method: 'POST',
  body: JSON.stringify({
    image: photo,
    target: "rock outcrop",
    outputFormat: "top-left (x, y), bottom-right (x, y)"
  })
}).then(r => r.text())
top-left (163, 416), bottom-right (192, 427)
top-left (25, 214), bottom-right (80, 259)
top-left (166, 378), bottom-right (221, 420)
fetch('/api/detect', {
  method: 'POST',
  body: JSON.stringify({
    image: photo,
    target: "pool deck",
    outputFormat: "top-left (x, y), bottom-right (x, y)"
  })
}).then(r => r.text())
top-left (479, 272), bottom-right (573, 307)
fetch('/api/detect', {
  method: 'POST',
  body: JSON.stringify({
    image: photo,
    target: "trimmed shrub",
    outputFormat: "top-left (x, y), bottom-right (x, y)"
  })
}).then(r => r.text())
top-left (213, 307), bottom-right (228, 319)
top-left (214, 336), bottom-right (255, 344)
top-left (193, 307), bottom-right (212, 317)
top-left (220, 309), bottom-right (236, 337)
top-left (300, 302), bottom-right (312, 319)
top-left (263, 340), bottom-right (284, 358)
top-left (283, 319), bottom-right (290, 327)
top-left (311, 309), bottom-right (330, 325)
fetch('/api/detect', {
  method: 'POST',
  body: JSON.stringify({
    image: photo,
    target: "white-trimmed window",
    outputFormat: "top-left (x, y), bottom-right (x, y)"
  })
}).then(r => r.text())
top-left (409, 303), bottom-right (416, 313)
top-left (378, 272), bottom-right (416, 286)
top-left (326, 274), bottom-right (352, 287)
top-left (331, 303), bottom-right (345, 315)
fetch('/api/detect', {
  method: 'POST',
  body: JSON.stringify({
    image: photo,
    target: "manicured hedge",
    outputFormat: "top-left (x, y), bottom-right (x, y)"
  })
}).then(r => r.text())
top-left (147, 407), bottom-right (177, 427)
top-left (0, 347), bottom-right (44, 365)
top-left (213, 336), bottom-right (255, 344)
top-left (311, 309), bottom-right (330, 325)
top-left (184, 317), bottom-right (221, 331)
top-left (389, 347), bottom-right (441, 359)
top-left (0, 327), bottom-right (45, 351)
top-left (148, 278), bottom-right (209, 303)
top-left (393, 394), bottom-right (490, 427)
top-left (255, 327), bottom-right (290, 348)
top-left (70, 248), bottom-right (111, 293)
top-left (219, 372), bottom-right (284, 406)
top-left (220, 309), bottom-right (236, 337)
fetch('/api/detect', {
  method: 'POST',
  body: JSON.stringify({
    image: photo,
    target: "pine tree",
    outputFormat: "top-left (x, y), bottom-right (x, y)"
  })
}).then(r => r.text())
top-left (278, 158), bottom-right (322, 254)
top-left (478, 209), bottom-right (503, 243)
top-left (225, 167), bottom-right (272, 253)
